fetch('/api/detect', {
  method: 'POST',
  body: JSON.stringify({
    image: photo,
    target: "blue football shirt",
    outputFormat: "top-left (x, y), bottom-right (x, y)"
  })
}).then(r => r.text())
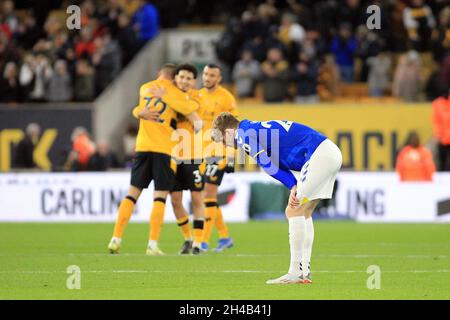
top-left (235, 119), bottom-right (327, 189)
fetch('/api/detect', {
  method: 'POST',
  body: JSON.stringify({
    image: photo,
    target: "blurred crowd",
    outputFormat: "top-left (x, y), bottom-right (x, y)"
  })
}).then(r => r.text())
top-left (0, 0), bottom-right (159, 103)
top-left (14, 122), bottom-right (139, 171)
top-left (215, 0), bottom-right (450, 103)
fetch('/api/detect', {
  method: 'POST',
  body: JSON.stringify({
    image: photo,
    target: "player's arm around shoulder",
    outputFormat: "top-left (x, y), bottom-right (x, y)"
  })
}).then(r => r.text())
top-left (133, 82), bottom-right (161, 121)
top-left (131, 83), bottom-right (150, 118)
top-left (161, 84), bottom-right (200, 116)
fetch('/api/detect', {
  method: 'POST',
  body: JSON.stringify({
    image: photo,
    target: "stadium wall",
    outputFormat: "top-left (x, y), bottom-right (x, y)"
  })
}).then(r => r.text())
top-left (238, 103), bottom-right (434, 171)
top-left (0, 104), bottom-right (92, 171)
top-left (0, 171), bottom-right (449, 223)
top-left (0, 102), bottom-right (434, 172)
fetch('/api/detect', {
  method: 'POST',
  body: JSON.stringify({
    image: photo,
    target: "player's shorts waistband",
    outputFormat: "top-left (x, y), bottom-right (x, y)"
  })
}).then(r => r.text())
top-left (173, 158), bottom-right (204, 165)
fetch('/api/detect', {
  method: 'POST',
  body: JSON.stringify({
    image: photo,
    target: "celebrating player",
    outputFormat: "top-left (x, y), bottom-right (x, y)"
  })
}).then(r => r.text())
top-left (165, 64), bottom-right (206, 255)
top-left (198, 64), bottom-right (238, 252)
top-left (212, 112), bottom-right (342, 284)
top-left (107, 64), bottom-right (200, 255)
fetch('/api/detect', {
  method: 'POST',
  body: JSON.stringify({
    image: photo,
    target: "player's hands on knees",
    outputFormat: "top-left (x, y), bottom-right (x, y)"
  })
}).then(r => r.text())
top-left (138, 108), bottom-right (160, 121)
top-left (289, 186), bottom-right (300, 208)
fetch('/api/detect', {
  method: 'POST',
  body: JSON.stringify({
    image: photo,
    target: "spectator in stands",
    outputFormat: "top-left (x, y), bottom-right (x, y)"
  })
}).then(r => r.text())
top-left (317, 54), bottom-right (340, 101)
top-left (88, 140), bottom-right (120, 171)
top-left (240, 10), bottom-right (265, 43)
top-left (80, 0), bottom-right (99, 28)
top-left (396, 131), bottom-right (436, 181)
top-left (0, 61), bottom-right (22, 103)
top-left (52, 31), bottom-right (71, 62)
top-left (300, 30), bottom-right (327, 61)
top-left (292, 52), bottom-right (318, 104)
top-left (132, 0), bottom-right (159, 47)
top-left (71, 126), bottom-right (95, 171)
top-left (256, 2), bottom-right (279, 28)
top-left (74, 59), bottom-right (95, 102)
top-left (16, 13), bottom-right (46, 50)
top-left (19, 53), bottom-right (52, 102)
top-left (63, 150), bottom-right (83, 172)
top-left (1, 0), bottom-right (19, 36)
top-left (260, 47), bottom-right (289, 103)
top-left (278, 13), bottom-right (305, 60)
top-left (99, 0), bottom-right (124, 36)
top-left (367, 51), bottom-right (391, 97)
top-left (337, 0), bottom-right (364, 31)
top-left (75, 26), bottom-right (96, 60)
top-left (232, 49), bottom-right (261, 98)
top-left (92, 32), bottom-right (122, 95)
top-left (0, 25), bottom-right (20, 73)
top-left (47, 60), bottom-right (72, 102)
top-left (260, 24), bottom-right (285, 60)
top-left (355, 27), bottom-right (382, 82)
top-left (117, 13), bottom-right (139, 66)
top-left (392, 50), bottom-right (422, 102)
top-left (215, 17), bottom-right (244, 81)
top-left (0, 0), bottom-right (151, 104)
top-left (427, 45), bottom-right (448, 100)
top-left (432, 91), bottom-right (450, 171)
top-left (403, 0), bottom-right (436, 52)
top-left (439, 54), bottom-right (450, 93)
top-left (123, 124), bottom-right (138, 168)
top-left (43, 13), bottom-right (63, 41)
top-left (14, 123), bottom-right (40, 169)
top-left (286, 0), bottom-right (313, 30)
top-left (390, 0), bottom-right (409, 52)
top-left (330, 23), bottom-right (357, 83)
top-left (431, 7), bottom-right (450, 64)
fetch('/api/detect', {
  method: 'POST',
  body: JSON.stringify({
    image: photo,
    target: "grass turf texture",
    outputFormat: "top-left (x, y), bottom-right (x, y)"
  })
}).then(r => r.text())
top-left (0, 221), bottom-right (449, 300)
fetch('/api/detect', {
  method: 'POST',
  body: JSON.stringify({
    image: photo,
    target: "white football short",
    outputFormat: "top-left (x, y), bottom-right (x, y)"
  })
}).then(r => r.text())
top-left (292, 138), bottom-right (342, 203)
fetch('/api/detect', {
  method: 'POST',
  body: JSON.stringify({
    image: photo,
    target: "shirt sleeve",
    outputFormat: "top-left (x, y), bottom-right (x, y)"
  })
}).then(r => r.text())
top-left (161, 90), bottom-right (199, 115)
top-left (133, 84), bottom-right (151, 118)
top-left (237, 122), bottom-right (296, 190)
top-left (132, 105), bottom-right (140, 119)
top-left (254, 150), bottom-right (297, 189)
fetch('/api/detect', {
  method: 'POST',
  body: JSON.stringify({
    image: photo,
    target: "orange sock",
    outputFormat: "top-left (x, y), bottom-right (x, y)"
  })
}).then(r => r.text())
top-left (149, 197), bottom-right (166, 241)
top-left (202, 198), bottom-right (217, 244)
top-left (177, 216), bottom-right (192, 240)
top-left (112, 196), bottom-right (136, 238)
top-left (215, 206), bottom-right (229, 239)
top-left (193, 219), bottom-right (204, 245)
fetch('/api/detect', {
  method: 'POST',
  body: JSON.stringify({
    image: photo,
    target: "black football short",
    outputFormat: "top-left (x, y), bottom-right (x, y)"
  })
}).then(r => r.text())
top-left (203, 157), bottom-right (226, 186)
top-left (172, 161), bottom-right (204, 192)
top-left (130, 152), bottom-right (175, 190)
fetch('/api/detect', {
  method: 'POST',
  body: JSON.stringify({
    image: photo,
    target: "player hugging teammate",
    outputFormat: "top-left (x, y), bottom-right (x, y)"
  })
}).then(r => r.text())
top-left (108, 63), bottom-right (238, 256)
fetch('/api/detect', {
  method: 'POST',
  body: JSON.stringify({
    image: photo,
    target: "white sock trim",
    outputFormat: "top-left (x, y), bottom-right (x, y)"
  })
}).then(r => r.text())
top-left (287, 216), bottom-right (306, 275)
top-left (302, 217), bottom-right (314, 275)
top-left (148, 240), bottom-right (158, 249)
top-left (111, 237), bottom-right (122, 244)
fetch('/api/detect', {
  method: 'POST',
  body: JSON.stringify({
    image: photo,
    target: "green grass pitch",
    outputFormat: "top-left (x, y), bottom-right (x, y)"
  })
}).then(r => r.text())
top-left (0, 221), bottom-right (449, 299)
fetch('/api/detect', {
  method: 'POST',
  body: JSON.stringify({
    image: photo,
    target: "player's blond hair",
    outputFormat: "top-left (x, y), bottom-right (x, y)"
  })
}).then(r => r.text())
top-left (212, 112), bottom-right (239, 143)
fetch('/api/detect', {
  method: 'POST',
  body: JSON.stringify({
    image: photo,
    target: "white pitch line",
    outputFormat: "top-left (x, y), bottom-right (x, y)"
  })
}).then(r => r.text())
top-left (0, 253), bottom-right (447, 259)
top-left (1, 270), bottom-right (450, 274)
top-left (65, 253), bottom-right (450, 258)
